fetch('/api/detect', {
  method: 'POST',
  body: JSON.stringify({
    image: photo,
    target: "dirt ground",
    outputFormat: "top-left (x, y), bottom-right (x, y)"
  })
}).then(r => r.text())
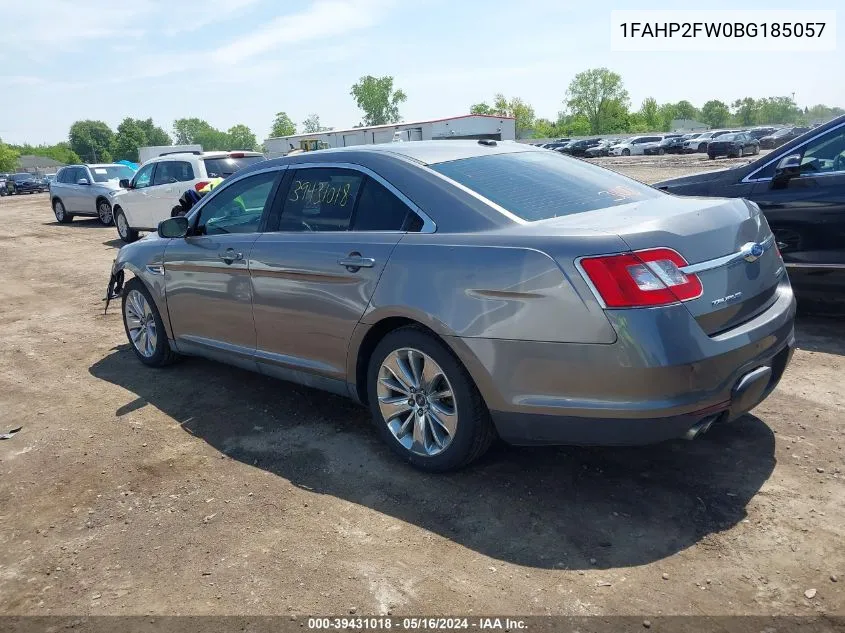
top-left (1, 155), bottom-right (843, 617)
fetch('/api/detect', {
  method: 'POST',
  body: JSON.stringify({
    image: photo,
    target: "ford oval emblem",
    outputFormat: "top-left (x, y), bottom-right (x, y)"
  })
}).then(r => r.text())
top-left (742, 242), bottom-right (764, 263)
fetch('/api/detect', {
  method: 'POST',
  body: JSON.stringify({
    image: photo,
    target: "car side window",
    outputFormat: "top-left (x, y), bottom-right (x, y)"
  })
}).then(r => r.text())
top-left (133, 163), bottom-right (155, 189)
top-left (78, 167), bottom-right (91, 183)
top-left (800, 128), bottom-right (845, 174)
top-left (352, 177), bottom-right (421, 232)
top-left (196, 171), bottom-right (277, 236)
top-left (58, 168), bottom-right (70, 183)
top-left (278, 168), bottom-right (364, 232)
top-left (152, 160), bottom-right (194, 185)
top-left (152, 161), bottom-right (177, 186)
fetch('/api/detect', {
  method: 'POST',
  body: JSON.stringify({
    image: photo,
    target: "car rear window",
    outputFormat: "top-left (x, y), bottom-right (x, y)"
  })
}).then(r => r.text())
top-left (202, 155), bottom-right (264, 178)
top-left (431, 151), bottom-right (659, 222)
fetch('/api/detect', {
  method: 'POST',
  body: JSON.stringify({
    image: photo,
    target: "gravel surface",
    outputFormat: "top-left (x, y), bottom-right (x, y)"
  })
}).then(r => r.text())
top-left (0, 163), bottom-right (843, 616)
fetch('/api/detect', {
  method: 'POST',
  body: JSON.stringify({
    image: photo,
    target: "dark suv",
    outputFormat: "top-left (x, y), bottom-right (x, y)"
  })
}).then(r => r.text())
top-left (5, 173), bottom-right (47, 195)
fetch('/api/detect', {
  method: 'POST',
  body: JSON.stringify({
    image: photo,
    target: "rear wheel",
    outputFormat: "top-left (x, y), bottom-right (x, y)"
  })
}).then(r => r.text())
top-left (367, 327), bottom-right (495, 472)
top-left (121, 278), bottom-right (178, 367)
top-left (97, 199), bottom-right (114, 225)
top-left (53, 199), bottom-right (72, 223)
top-left (115, 208), bottom-right (139, 243)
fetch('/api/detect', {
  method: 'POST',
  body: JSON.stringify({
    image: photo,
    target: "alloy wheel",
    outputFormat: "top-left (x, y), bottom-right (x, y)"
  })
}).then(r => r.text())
top-left (116, 212), bottom-right (129, 239)
top-left (124, 289), bottom-right (158, 358)
top-left (98, 201), bottom-right (113, 224)
top-left (377, 347), bottom-right (458, 457)
top-left (54, 200), bottom-right (65, 222)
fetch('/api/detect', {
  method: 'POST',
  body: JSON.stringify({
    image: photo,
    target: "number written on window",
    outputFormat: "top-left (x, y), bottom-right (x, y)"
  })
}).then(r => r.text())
top-left (288, 179), bottom-right (352, 207)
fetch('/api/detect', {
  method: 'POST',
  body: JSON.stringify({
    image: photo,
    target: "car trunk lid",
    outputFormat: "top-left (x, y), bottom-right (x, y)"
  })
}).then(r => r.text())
top-left (545, 194), bottom-right (783, 334)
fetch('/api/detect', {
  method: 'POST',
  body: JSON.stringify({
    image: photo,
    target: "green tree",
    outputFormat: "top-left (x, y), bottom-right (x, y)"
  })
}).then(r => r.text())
top-left (302, 114), bottom-right (326, 133)
top-left (226, 124), bottom-right (257, 150)
top-left (69, 120), bottom-right (114, 162)
top-left (731, 98), bottom-right (759, 126)
top-left (137, 119), bottom-right (172, 146)
top-left (470, 102), bottom-right (494, 115)
top-left (270, 111), bottom-right (296, 137)
top-left (657, 103), bottom-right (677, 131)
top-left (639, 97), bottom-right (660, 130)
top-left (756, 96), bottom-right (801, 125)
top-left (531, 118), bottom-right (559, 138)
top-left (491, 94), bottom-right (535, 138)
top-left (112, 118), bottom-right (147, 162)
top-left (673, 100), bottom-right (699, 121)
top-left (350, 75), bottom-right (407, 126)
top-left (7, 142), bottom-right (80, 165)
top-left (0, 138), bottom-right (19, 172)
top-left (805, 104), bottom-right (845, 123)
top-left (112, 118), bottom-right (172, 162)
top-left (565, 68), bottom-right (630, 134)
top-left (172, 118), bottom-right (230, 150)
top-left (556, 113), bottom-right (591, 136)
top-left (700, 100), bottom-right (731, 128)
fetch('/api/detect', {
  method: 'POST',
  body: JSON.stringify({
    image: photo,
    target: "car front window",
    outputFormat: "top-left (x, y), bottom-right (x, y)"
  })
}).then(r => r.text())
top-left (196, 171), bottom-right (277, 235)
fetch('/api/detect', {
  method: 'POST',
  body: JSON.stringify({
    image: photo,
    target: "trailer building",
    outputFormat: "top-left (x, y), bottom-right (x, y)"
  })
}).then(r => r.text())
top-left (264, 114), bottom-right (516, 157)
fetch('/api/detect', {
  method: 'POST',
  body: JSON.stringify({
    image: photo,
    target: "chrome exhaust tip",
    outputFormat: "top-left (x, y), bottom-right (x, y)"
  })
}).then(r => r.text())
top-left (684, 416), bottom-right (716, 440)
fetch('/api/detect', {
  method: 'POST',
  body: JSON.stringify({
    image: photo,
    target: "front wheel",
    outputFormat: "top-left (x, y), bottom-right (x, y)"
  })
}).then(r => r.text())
top-left (367, 327), bottom-right (495, 472)
top-left (122, 278), bottom-right (178, 367)
top-left (114, 208), bottom-right (139, 243)
top-left (621, 148), bottom-right (630, 156)
top-left (753, 145), bottom-right (760, 155)
top-left (657, 147), bottom-right (665, 155)
top-left (97, 199), bottom-right (114, 225)
top-left (53, 199), bottom-right (72, 223)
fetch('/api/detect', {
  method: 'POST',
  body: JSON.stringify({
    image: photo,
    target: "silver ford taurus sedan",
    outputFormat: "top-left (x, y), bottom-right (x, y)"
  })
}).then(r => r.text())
top-left (106, 140), bottom-right (796, 471)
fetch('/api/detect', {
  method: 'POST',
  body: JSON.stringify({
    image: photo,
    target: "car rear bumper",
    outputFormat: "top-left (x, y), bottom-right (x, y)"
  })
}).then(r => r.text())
top-left (448, 280), bottom-right (796, 446)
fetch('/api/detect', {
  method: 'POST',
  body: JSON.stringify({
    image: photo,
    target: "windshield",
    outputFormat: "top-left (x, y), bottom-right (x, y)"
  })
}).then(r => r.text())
top-left (202, 155), bottom-right (264, 178)
top-left (772, 129), bottom-right (790, 137)
top-left (12, 173), bottom-right (33, 181)
top-left (716, 133), bottom-right (738, 141)
top-left (431, 151), bottom-right (660, 222)
top-left (89, 166), bottom-right (136, 182)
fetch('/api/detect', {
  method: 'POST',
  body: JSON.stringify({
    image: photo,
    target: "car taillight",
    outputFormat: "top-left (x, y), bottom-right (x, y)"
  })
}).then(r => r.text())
top-left (194, 181), bottom-right (209, 191)
top-left (579, 248), bottom-right (703, 308)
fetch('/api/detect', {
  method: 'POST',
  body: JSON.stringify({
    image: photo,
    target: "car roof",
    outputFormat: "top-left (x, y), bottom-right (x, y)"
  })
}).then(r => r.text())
top-left (85, 163), bottom-right (124, 168)
top-left (287, 140), bottom-right (538, 166)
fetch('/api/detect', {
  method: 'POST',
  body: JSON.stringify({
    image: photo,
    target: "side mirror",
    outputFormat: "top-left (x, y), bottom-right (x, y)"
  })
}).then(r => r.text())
top-left (773, 154), bottom-right (801, 185)
top-left (158, 216), bottom-right (190, 239)
top-left (77, 178), bottom-right (90, 185)
top-left (118, 179), bottom-right (130, 189)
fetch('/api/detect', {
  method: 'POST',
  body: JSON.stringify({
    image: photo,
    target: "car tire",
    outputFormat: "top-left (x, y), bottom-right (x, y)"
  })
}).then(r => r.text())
top-left (97, 199), bottom-right (114, 226)
top-left (753, 145), bottom-right (760, 155)
top-left (114, 208), bottom-right (139, 243)
top-left (622, 148), bottom-right (630, 156)
top-left (121, 278), bottom-right (178, 368)
top-left (367, 326), bottom-right (496, 472)
top-left (658, 148), bottom-right (665, 155)
top-left (53, 199), bottom-right (73, 223)
top-left (708, 154), bottom-right (716, 160)
top-left (698, 143), bottom-right (707, 152)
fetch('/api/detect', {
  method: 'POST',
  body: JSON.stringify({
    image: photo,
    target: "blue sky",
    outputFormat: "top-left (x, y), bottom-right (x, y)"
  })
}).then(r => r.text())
top-left (0, 0), bottom-right (842, 145)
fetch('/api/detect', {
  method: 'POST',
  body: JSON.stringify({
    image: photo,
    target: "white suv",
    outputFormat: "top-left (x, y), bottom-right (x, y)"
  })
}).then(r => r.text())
top-left (607, 135), bottom-right (664, 156)
top-left (112, 150), bottom-right (264, 242)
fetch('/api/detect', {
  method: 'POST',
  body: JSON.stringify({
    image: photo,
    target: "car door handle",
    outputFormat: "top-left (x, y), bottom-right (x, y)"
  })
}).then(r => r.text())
top-left (218, 249), bottom-right (244, 263)
top-left (337, 254), bottom-right (375, 269)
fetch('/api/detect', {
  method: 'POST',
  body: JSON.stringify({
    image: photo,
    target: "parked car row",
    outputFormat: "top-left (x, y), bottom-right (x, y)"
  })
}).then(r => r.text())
top-left (528, 125), bottom-right (815, 162)
top-left (1, 172), bottom-right (49, 195)
top-left (47, 150), bottom-right (265, 241)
